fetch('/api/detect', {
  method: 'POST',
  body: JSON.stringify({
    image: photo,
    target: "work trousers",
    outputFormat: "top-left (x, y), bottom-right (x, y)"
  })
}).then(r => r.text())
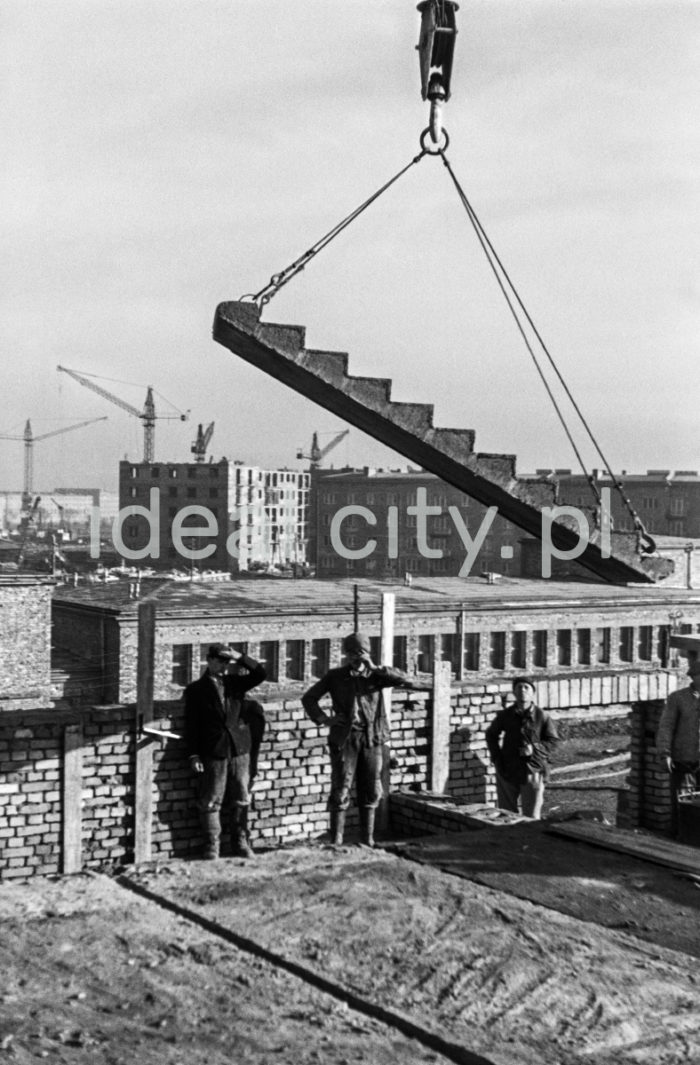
top-left (329, 731), bottom-right (383, 812)
top-left (196, 752), bottom-right (251, 814)
top-left (669, 763), bottom-right (700, 838)
top-left (495, 770), bottom-right (545, 819)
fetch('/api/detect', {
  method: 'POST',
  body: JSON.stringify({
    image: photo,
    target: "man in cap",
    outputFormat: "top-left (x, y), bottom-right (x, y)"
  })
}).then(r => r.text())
top-left (485, 677), bottom-right (558, 819)
top-left (656, 645), bottom-right (700, 837)
top-left (184, 642), bottom-right (267, 859)
top-left (302, 631), bottom-right (430, 847)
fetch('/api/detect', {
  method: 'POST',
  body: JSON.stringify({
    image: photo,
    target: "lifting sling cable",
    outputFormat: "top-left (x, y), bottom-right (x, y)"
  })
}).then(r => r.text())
top-left (437, 150), bottom-right (651, 542)
top-left (245, 151), bottom-right (428, 307)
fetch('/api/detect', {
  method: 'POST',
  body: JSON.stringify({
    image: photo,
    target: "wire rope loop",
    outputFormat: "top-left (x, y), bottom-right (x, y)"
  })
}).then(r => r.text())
top-left (238, 293), bottom-right (258, 303)
top-left (420, 126), bottom-right (449, 155)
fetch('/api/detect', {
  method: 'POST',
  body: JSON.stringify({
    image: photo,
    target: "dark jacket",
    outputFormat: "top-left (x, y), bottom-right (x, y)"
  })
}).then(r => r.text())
top-left (184, 655), bottom-right (267, 760)
top-left (485, 703), bottom-right (558, 785)
top-left (302, 664), bottom-right (425, 748)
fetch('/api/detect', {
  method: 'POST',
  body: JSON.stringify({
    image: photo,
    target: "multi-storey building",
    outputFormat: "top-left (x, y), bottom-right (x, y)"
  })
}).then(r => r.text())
top-left (314, 468), bottom-right (523, 580)
top-left (533, 468), bottom-right (700, 539)
top-left (117, 459), bottom-right (309, 573)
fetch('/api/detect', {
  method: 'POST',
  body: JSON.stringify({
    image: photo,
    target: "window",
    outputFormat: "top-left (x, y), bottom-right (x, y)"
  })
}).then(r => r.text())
top-left (533, 630), bottom-right (547, 668)
top-left (619, 626), bottom-right (634, 663)
top-left (596, 627), bottom-right (611, 664)
top-left (209, 488), bottom-right (219, 499)
top-left (285, 640), bottom-right (305, 681)
top-left (209, 466), bottom-right (219, 478)
top-left (576, 629), bottom-right (591, 666)
top-left (187, 487), bottom-right (197, 498)
top-left (258, 641), bottom-right (279, 682)
top-left (188, 468), bottom-right (197, 479)
top-left (311, 639), bottom-right (330, 678)
top-left (670, 497), bottom-right (686, 516)
top-left (393, 635), bottom-right (408, 671)
top-left (169, 486), bottom-right (177, 497)
top-left (464, 632), bottom-right (480, 672)
top-left (151, 467), bottom-right (160, 478)
top-left (171, 644), bottom-right (191, 686)
top-left (510, 631), bottom-right (526, 670)
top-left (417, 634), bottom-right (434, 673)
top-left (489, 631), bottom-right (505, 670)
top-left (440, 633), bottom-right (462, 675)
top-left (557, 630), bottom-right (572, 666)
top-left (638, 625), bottom-right (653, 661)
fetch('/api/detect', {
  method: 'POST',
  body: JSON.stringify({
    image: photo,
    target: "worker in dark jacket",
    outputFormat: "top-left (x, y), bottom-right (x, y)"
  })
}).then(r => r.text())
top-left (184, 642), bottom-right (266, 859)
top-left (302, 631), bottom-right (430, 847)
top-left (485, 677), bottom-right (558, 819)
top-left (656, 648), bottom-right (700, 837)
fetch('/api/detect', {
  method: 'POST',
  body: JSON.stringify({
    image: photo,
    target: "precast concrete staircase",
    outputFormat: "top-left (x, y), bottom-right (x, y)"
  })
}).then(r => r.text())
top-left (213, 300), bottom-right (673, 585)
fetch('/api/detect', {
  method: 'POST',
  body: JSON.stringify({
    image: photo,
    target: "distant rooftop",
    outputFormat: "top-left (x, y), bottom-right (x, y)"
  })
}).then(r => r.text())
top-left (52, 574), bottom-right (700, 619)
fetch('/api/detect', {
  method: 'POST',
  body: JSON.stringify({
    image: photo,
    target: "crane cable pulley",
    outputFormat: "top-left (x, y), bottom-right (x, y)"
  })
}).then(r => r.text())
top-left (241, 2), bottom-right (652, 554)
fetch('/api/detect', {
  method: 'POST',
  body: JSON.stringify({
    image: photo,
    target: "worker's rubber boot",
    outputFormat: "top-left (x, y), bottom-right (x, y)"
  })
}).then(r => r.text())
top-left (361, 807), bottom-right (376, 848)
top-left (200, 812), bottom-right (221, 860)
top-left (231, 805), bottom-right (254, 858)
top-left (330, 810), bottom-right (346, 847)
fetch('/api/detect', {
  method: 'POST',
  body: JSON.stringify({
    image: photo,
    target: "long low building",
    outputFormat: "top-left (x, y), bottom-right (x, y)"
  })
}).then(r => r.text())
top-left (51, 574), bottom-right (700, 705)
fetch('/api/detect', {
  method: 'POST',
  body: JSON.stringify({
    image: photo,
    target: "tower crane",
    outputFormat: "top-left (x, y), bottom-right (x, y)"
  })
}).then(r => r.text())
top-left (56, 365), bottom-right (189, 463)
top-left (296, 429), bottom-right (350, 470)
top-left (0, 417), bottom-right (107, 512)
top-left (191, 421), bottom-right (215, 463)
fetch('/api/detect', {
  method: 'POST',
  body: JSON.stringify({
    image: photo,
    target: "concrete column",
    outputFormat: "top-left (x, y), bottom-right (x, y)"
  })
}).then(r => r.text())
top-left (134, 600), bottom-right (156, 864)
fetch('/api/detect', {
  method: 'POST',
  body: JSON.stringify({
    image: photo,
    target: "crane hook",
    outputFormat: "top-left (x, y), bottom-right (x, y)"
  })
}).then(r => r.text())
top-left (416, 1), bottom-right (459, 145)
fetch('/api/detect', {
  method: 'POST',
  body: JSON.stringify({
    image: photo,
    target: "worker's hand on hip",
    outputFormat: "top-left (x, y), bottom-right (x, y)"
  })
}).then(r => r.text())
top-left (189, 755), bottom-right (204, 774)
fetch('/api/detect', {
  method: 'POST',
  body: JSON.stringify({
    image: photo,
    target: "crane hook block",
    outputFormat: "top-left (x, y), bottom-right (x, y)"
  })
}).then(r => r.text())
top-left (417, 1), bottom-right (459, 103)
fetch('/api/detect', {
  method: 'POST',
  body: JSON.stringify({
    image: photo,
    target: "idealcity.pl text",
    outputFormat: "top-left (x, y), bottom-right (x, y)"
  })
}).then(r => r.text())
top-left (91, 486), bottom-right (613, 578)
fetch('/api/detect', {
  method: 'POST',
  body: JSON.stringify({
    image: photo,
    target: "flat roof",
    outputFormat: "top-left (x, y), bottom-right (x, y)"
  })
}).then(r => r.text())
top-left (51, 574), bottom-right (700, 619)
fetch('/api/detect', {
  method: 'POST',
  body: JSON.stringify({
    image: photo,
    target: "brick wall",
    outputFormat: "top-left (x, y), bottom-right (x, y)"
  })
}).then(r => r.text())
top-left (627, 700), bottom-right (673, 833)
top-left (0, 579), bottom-right (53, 710)
top-left (0, 673), bottom-right (682, 879)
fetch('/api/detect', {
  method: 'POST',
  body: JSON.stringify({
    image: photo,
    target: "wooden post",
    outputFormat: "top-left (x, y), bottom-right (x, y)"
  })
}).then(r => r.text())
top-left (134, 600), bottom-right (156, 864)
top-left (62, 723), bottom-right (83, 874)
top-left (456, 607), bottom-right (466, 682)
top-left (353, 584), bottom-right (359, 630)
top-left (378, 592), bottom-right (395, 832)
top-left (430, 660), bottom-right (452, 793)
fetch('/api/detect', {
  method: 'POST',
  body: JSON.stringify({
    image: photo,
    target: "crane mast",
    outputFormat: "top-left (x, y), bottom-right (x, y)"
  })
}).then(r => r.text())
top-left (57, 365), bottom-right (188, 463)
top-left (0, 416), bottom-right (107, 512)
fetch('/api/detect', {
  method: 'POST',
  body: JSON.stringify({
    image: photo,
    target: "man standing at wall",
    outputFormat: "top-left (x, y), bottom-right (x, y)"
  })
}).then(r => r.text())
top-left (656, 646), bottom-right (700, 837)
top-left (485, 677), bottom-right (558, 819)
top-left (302, 631), bottom-right (429, 847)
top-left (185, 643), bottom-right (267, 859)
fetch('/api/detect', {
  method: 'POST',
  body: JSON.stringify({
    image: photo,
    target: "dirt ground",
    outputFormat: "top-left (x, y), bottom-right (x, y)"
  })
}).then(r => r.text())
top-left (2, 716), bottom-right (700, 1065)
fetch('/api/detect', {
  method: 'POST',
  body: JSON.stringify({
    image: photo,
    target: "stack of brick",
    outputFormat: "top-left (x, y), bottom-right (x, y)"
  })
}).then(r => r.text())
top-left (391, 792), bottom-right (528, 837)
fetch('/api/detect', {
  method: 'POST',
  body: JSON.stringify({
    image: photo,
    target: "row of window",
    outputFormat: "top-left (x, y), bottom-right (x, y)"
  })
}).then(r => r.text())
top-left (129, 466), bottom-right (221, 480)
top-left (170, 623), bottom-right (682, 687)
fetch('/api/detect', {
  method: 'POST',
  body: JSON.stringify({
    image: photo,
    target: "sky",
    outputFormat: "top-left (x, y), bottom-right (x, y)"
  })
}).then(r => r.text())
top-left (2, 0), bottom-right (698, 494)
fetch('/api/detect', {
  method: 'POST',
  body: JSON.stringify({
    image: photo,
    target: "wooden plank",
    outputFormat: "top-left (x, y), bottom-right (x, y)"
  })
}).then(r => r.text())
top-left (551, 753), bottom-right (629, 776)
top-left (134, 600), bottom-right (156, 864)
top-left (62, 723), bottom-right (83, 874)
top-left (547, 821), bottom-right (700, 876)
top-left (429, 661), bottom-right (452, 793)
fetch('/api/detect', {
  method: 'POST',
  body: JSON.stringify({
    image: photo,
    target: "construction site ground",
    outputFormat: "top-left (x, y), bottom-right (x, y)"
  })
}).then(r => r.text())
top-left (2, 718), bottom-right (700, 1065)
